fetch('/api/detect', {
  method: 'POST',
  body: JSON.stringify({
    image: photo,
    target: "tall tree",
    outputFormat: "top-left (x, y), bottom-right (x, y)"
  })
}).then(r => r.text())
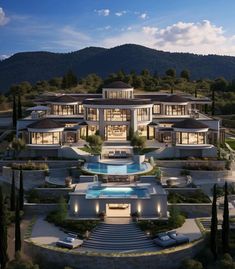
top-left (19, 170), bottom-right (24, 211)
top-left (210, 184), bottom-right (218, 260)
top-left (15, 197), bottom-right (21, 254)
top-left (12, 95), bottom-right (17, 129)
top-left (0, 186), bottom-right (8, 269)
top-left (222, 181), bottom-right (230, 254)
top-left (17, 95), bottom-right (22, 119)
top-left (165, 68), bottom-right (176, 78)
top-left (211, 85), bottom-right (215, 116)
top-left (10, 171), bottom-right (16, 211)
top-left (180, 69), bottom-right (190, 81)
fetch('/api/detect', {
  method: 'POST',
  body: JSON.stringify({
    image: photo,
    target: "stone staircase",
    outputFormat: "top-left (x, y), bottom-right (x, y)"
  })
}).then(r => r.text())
top-left (82, 220), bottom-right (157, 251)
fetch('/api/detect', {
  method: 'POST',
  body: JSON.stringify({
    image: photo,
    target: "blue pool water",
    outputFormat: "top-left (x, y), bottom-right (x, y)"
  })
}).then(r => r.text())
top-left (84, 162), bottom-right (148, 175)
top-left (86, 187), bottom-right (149, 198)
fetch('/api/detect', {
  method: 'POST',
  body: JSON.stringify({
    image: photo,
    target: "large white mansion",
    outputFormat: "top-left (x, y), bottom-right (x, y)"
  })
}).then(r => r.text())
top-left (17, 81), bottom-right (223, 158)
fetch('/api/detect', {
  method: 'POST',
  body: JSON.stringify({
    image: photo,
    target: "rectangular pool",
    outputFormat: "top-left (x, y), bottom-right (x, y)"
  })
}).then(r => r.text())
top-left (86, 186), bottom-right (150, 199)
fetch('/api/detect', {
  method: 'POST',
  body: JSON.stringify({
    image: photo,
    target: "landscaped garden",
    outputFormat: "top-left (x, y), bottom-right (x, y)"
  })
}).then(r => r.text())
top-left (168, 190), bottom-right (211, 203)
top-left (46, 197), bottom-right (99, 237)
top-left (226, 138), bottom-right (235, 150)
top-left (138, 207), bottom-right (185, 237)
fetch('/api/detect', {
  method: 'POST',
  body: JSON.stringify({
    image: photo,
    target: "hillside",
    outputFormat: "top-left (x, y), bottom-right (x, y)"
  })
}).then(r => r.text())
top-left (1, 44), bottom-right (235, 91)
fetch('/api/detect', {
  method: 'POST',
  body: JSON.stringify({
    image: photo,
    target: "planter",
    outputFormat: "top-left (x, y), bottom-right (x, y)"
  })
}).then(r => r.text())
top-left (65, 176), bottom-right (72, 188)
top-left (133, 154), bottom-right (145, 164)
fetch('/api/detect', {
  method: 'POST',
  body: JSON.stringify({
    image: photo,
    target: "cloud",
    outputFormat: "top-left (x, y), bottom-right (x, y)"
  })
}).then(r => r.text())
top-left (0, 7), bottom-right (10, 26)
top-left (101, 20), bottom-right (235, 56)
top-left (139, 13), bottom-right (147, 20)
top-left (0, 54), bottom-right (10, 60)
top-left (95, 9), bottom-right (110, 16)
top-left (52, 26), bottom-right (92, 49)
top-left (115, 10), bottom-right (127, 17)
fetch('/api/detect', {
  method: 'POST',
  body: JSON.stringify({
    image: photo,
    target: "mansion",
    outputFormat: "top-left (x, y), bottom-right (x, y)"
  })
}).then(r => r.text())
top-left (17, 81), bottom-right (223, 158)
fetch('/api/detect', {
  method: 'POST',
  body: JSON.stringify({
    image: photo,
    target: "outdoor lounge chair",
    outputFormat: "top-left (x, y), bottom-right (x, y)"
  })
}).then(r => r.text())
top-left (108, 151), bottom-right (115, 158)
top-left (167, 231), bottom-right (189, 245)
top-left (153, 232), bottom-right (176, 248)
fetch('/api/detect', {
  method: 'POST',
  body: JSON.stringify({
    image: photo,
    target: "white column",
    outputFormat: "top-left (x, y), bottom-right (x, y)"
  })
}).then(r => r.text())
top-left (99, 109), bottom-right (105, 139)
top-left (131, 109), bottom-right (138, 133)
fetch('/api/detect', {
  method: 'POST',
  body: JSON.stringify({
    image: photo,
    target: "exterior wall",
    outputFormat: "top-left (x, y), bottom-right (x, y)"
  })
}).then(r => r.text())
top-left (24, 239), bottom-right (205, 269)
top-left (69, 194), bottom-right (168, 218)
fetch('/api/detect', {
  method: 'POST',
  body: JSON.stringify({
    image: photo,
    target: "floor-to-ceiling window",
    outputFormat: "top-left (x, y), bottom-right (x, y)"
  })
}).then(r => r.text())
top-left (104, 109), bottom-right (130, 121)
top-left (138, 125), bottom-right (147, 137)
top-left (52, 105), bottom-right (77, 115)
top-left (176, 132), bottom-right (206, 144)
top-left (153, 104), bottom-right (161, 114)
top-left (86, 108), bottom-right (99, 121)
top-left (137, 108), bottom-right (150, 121)
top-left (165, 105), bottom-right (186, 116)
top-left (105, 125), bottom-right (128, 141)
top-left (31, 132), bottom-right (60, 144)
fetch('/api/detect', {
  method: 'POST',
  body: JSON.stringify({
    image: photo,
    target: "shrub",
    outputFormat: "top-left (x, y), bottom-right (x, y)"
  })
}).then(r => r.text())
top-left (168, 206), bottom-right (185, 228)
top-left (7, 252), bottom-right (39, 269)
top-left (86, 135), bottom-right (103, 154)
top-left (11, 161), bottom-right (48, 170)
top-left (182, 259), bottom-right (203, 269)
top-left (131, 132), bottom-right (146, 154)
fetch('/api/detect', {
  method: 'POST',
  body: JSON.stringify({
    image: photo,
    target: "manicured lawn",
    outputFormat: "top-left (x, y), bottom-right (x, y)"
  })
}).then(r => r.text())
top-left (226, 138), bottom-right (235, 150)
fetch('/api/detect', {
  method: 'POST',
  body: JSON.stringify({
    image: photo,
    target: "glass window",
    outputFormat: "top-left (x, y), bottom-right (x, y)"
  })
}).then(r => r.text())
top-left (88, 126), bottom-right (98, 136)
top-left (86, 108), bottom-right (99, 121)
top-left (138, 125), bottom-right (147, 137)
top-left (137, 108), bottom-right (150, 121)
top-left (106, 90), bottom-right (132, 99)
top-left (104, 109), bottom-right (130, 121)
top-left (52, 105), bottom-right (76, 115)
top-left (165, 105), bottom-right (186, 116)
top-left (31, 132), bottom-right (60, 144)
top-left (153, 104), bottom-right (161, 114)
top-left (176, 132), bottom-right (206, 144)
top-left (78, 105), bottom-right (84, 114)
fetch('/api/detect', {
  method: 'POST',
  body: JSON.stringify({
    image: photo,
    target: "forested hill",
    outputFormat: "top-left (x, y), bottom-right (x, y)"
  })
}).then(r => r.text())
top-left (1, 44), bottom-right (235, 91)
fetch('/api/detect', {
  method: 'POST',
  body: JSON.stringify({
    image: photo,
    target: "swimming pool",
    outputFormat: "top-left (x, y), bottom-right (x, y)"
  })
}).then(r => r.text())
top-left (86, 186), bottom-right (149, 198)
top-left (84, 162), bottom-right (149, 175)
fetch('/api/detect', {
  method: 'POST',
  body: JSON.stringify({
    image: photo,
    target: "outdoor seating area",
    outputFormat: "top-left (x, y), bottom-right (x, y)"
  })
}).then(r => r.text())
top-left (104, 150), bottom-right (130, 159)
top-left (153, 231), bottom-right (189, 248)
top-left (56, 235), bottom-right (83, 249)
top-left (102, 175), bottom-right (135, 183)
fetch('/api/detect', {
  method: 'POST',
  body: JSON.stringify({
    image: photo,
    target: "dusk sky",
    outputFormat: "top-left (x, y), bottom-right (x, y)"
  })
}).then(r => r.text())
top-left (1, 0), bottom-right (235, 58)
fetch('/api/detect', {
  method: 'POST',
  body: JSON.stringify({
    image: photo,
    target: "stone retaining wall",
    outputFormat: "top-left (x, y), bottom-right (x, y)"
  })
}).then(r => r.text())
top-left (156, 160), bottom-right (226, 169)
top-left (24, 239), bottom-right (205, 269)
top-left (24, 203), bottom-right (58, 215)
top-left (2, 167), bottom-right (45, 190)
top-left (34, 188), bottom-right (72, 198)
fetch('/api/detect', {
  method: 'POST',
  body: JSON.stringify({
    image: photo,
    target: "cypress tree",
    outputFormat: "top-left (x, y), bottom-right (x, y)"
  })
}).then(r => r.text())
top-left (17, 95), bottom-right (22, 119)
top-left (15, 197), bottom-right (21, 254)
top-left (19, 170), bottom-right (24, 210)
top-left (0, 186), bottom-right (8, 269)
top-left (211, 86), bottom-right (215, 116)
top-left (10, 170), bottom-right (16, 211)
top-left (222, 181), bottom-right (230, 253)
top-left (12, 95), bottom-right (17, 128)
top-left (210, 184), bottom-right (218, 260)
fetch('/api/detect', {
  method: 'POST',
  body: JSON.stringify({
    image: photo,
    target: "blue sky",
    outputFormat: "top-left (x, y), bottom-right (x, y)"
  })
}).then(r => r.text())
top-left (1, 0), bottom-right (235, 58)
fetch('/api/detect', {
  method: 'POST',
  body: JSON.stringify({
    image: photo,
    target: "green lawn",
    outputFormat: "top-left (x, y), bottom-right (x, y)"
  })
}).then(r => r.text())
top-left (226, 138), bottom-right (235, 150)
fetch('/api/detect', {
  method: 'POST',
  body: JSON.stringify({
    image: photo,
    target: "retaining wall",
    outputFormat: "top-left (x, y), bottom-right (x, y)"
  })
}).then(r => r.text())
top-left (156, 160), bottom-right (226, 169)
top-left (24, 203), bottom-right (58, 215)
top-left (24, 239), bottom-right (204, 269)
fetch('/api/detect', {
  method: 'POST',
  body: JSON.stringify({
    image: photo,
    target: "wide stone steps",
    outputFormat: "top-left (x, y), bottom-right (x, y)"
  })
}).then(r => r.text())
top-left (82, 222), bottom-right (156, 251)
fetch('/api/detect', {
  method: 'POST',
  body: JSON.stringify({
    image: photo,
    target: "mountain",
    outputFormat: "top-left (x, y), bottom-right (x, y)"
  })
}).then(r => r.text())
top-left (1, 44), bottom-right (235, 91)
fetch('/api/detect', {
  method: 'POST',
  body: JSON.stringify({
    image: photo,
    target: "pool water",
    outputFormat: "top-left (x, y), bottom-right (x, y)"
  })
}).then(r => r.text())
top-left (84, 162), bottom-right (148, 175)
top-left (86, 187), bottom-right (149, 198)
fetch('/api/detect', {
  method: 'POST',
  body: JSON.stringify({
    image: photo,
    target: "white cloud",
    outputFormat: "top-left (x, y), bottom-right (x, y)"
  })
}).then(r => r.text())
top-left (101, 20), bottom-right (235, 56)
top-left (0, 54), bottom-right (10, 60)
top-left (0, 7), bottom-right (10, 26)
top-left (95, 9), bottom-right (110, 16)
top-left (52, 26), bottom-right (92, 49)
top-left (115, 10), bottom-right (127, 17)
top-left (139, 13), bottom-right (147, 20)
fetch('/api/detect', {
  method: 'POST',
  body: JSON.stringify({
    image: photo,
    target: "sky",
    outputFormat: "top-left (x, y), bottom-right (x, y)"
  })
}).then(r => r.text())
top-left (1, 0), bottom-right (235, 59)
